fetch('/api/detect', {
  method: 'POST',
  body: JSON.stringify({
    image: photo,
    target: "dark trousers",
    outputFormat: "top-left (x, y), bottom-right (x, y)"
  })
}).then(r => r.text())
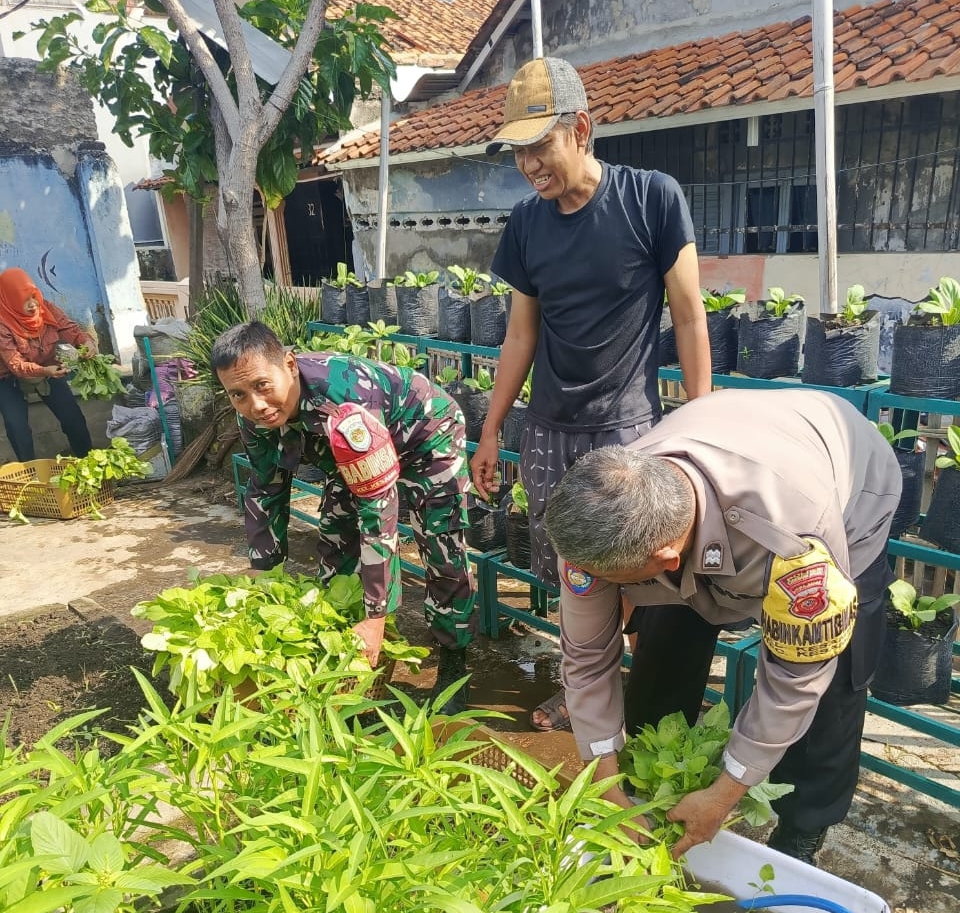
top-left (623, 550), bottom-right (892, 834)
top-left (0, 375), bottom-right (92, 462)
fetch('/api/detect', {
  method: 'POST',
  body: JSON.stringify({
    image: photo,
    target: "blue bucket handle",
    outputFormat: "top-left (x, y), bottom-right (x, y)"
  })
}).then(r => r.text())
top-left (737, 895), bottom-right (854, 913)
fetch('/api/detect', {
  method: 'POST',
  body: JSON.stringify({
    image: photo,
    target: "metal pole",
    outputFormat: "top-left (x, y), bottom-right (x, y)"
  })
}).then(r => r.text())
top-left (531, 0), bottom-right (543, 58)
top-left (813, 0), bottom-right (838, 314)
top-left (375, 89), bottom-right (390, 279)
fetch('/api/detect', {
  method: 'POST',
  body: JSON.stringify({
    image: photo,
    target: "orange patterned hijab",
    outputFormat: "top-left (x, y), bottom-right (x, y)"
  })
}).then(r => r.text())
top-left (0, 268), bottom-right (52, 337)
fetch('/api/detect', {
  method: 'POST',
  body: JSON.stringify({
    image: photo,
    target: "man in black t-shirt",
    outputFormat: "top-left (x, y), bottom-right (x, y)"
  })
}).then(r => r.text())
top-left (470, 57), bottom-right (712, 733)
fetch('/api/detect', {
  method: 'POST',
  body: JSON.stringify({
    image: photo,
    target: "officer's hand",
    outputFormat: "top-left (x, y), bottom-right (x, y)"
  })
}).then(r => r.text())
top-left (666, 773), bottom-right (747, 859)
top-left (470, 433), bottom-right (501, 500)
top-left (80, 340), bottom-right (99, 358)
top-left (45, 364), bottom-right (69, 378)
top-left (353, 614), bottom-right (387, 668)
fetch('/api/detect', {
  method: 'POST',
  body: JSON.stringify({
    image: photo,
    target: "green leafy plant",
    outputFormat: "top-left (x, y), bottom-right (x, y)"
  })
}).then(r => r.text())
top-left (389, 341), bottom-right (427, 369)
top-left (60, 350), bottom-right (126, 400)
top-left (131, 566), bottom-right (429, 706)
top-left (5, 438), bottom-right (156, 523)
top-left (435, 365), bottom-right (460, 386)
top-left (16, 811), bottom-right (190, 913)
top-left (397, 269), bottom-right (440, 289)
top-left (915, 276), bottom-right (960, 326)
top-left (838, 284), bottom-right (868, 324)
top-left (509, 480), bottom-right (528, 515)
top-left (887, 579), bottom-right (960, 632)
top-left (935, 425), bottom-right (960, 471)
top-left (183, 278), bottom-right (320, 389)
top-left (747, 863), bottom-right (777, 897)
top-left (763, 287), bottom-right (804, 318)
top-left (701, 287), bottom-right (746, 312)
top-left (873, 420), bottom-right (920, 449)
top-left (490, 280), bottom-right (512, 296)
top-left (446, 265), bottom-right (491, 296)
top-left (324, 261), bottom-right (364, 290)
top-left (621, 703), bottom-right (793, 845)
top-left (518, 368), bottom-right (533, 404)
top-left (463, 367), bottom-right (494, 391)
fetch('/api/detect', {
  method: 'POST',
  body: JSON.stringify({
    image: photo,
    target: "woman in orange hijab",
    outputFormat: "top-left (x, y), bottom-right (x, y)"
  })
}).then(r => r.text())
top-left (0, 267), bottom-right (98, 462)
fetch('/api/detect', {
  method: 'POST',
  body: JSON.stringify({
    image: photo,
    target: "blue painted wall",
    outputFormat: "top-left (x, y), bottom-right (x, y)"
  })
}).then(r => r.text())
top-left (0, 153), bottom-right (107, 343)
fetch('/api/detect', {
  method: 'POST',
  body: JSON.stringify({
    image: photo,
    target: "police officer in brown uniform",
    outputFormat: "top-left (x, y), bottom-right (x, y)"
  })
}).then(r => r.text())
top-left (543, 388), bottom-right (902, 864)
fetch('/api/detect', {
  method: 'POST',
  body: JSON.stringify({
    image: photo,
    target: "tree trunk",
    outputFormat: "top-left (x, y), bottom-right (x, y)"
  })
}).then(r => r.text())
top-left (211, 99), bottom-right (267, 316)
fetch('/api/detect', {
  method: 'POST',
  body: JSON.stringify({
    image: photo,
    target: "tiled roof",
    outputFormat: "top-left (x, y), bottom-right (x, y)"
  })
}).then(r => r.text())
top-left (326, 0), bottom-right (501, 61)
top-left (321, 0), bottom-right (960, 166)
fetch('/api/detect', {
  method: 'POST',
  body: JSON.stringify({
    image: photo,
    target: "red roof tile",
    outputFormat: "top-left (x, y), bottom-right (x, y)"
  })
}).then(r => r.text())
top-left (325, 0), bottom-right (500, 60)
top-left (321, 0), bottom-right (960, 165)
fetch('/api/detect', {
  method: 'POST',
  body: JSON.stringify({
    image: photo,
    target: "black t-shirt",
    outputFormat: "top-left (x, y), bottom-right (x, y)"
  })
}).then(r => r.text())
top-left (491, 162), bottom-right (696, 432)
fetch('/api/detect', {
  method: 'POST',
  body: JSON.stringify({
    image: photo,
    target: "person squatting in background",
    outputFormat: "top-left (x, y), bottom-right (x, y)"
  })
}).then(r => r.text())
top-left (0, 267), bottom-right (97, 462)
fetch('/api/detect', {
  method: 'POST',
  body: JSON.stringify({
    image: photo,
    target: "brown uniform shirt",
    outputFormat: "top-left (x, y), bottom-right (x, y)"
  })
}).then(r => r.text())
top-left (559, 389), bottom-right (901, 785)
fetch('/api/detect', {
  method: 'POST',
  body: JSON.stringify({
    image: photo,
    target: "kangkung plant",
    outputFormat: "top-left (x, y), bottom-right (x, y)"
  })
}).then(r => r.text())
top-left (915, 276), bottom-right (960, 326)
top-left (763, 287), bottom-right (804, 318)
top-left (888, 578), bottom-right (960, 632)
top-left (446, 264), bottom-right (491, 296)
top-left (701, 287), bottom-right (746, 312)
top-left (621, 702), bottom-right (793, 846)
top-left (490, 280), bottom-right (512, 296)
top-left (324, 261), bottom-right (364, 290)
top-left (0, 673), bottom-right (728, 913)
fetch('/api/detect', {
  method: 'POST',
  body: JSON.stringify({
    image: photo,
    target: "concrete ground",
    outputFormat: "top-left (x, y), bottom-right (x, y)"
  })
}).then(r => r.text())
top-left (0, 470), bottom-right (958, 913)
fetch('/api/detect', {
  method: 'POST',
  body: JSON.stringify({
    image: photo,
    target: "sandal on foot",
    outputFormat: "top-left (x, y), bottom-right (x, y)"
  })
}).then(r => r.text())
top-left (530, 690), bottom-right (571, 732)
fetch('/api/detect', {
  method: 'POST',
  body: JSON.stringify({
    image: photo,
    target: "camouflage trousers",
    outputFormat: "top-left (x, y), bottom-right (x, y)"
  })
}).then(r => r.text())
top-left (314, 408), bottom-right (477, 649)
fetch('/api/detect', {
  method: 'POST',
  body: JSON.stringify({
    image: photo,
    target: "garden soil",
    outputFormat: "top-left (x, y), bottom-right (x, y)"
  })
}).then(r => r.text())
top-left (0, 469), bottom-right (958, 913)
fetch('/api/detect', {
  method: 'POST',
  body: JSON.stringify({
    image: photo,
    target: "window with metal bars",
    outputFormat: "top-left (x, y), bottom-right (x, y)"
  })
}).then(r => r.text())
top-left (595, 92), bottom-right (960, 254)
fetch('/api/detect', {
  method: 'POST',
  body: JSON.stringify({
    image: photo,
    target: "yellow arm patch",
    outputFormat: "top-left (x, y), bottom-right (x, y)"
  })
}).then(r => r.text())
top-left (761, 537), bottom-right (858, 663)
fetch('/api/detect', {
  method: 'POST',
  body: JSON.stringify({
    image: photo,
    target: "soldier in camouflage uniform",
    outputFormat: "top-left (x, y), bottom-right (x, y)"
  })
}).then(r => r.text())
top-left (211, 321), bottom-right (475, 713)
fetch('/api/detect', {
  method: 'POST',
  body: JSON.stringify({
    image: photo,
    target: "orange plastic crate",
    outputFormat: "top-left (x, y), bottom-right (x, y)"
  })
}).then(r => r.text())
top-left (0, 459), bottom-right (115, 520)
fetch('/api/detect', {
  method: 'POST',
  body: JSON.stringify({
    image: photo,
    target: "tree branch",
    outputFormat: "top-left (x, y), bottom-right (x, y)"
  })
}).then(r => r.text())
top-left (159, 0), bottom-right (241, 140)
top-left (259, 0), bottom-right (328, 143)
top-left (212, 0), bottom-right (261, 125)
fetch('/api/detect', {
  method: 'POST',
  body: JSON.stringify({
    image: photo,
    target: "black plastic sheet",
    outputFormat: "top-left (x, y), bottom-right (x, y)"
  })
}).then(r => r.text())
top-left (870, 613), bottom-right (958, 705)
top-left (471, 294), bottom-right (507, 347)
top-left (889, 322), bottom-right (960, 399)
top-left (736, 302), bottom-right (804, 379)
top-left (705, 308), bottom-right (740, 374)
top-left (438, 291), bottom-right (471, 342)
top-left (344, 286), bottom-right (371, 327)
top-left (320, 285), bottom-right (347, 324)
top-left (368, 281), bottom-right (398, 323)
top-left (801, 311), bottom-right (880, 387)
top-left (920, 465), bottom-right (960, 552)
top-left (396, 285), bottom-right (439, 336)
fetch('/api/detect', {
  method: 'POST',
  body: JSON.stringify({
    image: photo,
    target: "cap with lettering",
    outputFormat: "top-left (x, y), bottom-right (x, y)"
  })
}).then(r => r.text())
top-left (486, 57), bottom-right (589, 155)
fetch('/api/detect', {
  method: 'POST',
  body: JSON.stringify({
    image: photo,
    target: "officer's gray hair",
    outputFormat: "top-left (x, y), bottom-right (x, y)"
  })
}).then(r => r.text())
top-left (558, 111), bottom-right (595, 154)
top-left (544, 446), bottom-right (694, 573)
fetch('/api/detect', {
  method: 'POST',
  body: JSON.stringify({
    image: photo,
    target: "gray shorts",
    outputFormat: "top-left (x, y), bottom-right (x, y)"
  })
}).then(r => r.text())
top-left (518, 419), bottom-right (656, 590)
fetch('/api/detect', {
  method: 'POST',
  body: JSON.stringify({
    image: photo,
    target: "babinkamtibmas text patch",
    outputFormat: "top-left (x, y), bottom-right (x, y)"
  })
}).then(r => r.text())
top-left (761, 537), bottom-right (858, 662)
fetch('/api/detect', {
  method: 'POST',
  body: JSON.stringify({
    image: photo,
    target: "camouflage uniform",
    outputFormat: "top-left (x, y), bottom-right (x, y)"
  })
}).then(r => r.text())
top-left (240, 352), bottom-right (476, 649)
